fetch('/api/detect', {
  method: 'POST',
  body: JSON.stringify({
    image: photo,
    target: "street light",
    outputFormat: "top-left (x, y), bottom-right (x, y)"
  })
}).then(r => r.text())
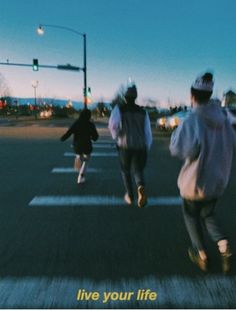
top-left (37, 24), bottom-right (88, 109)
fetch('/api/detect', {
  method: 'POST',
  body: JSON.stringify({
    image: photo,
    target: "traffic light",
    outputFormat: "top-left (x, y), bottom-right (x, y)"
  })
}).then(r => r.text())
top-left (33, 59), bottom-right (39, 71)
top-left (87, 87), bottom-right (91, 97)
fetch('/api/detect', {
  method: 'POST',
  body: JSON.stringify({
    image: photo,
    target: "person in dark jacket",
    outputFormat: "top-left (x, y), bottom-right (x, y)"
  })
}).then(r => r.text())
top-left (109, 84), bottom-right (152, 207)
top-left (61, 109), bottom-right (99, 184)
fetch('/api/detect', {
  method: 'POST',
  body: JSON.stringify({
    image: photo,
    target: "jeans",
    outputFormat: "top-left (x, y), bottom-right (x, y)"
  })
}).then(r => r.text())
top-left (182, 198), bottom-right (227, 251)
top-left (118, 147), bottom-right (147, 198)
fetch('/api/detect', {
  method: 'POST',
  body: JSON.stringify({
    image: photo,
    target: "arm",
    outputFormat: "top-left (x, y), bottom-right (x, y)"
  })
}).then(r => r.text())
top-left (108, 105), bottom-right (121, 140)
top-left (169, 117), bottom-right (200, 160)
top-left (60, 127), bottom-right (74, 141)
top-left (60, 121), bottom-right (77, 141)
top-left (144, 111), bottom-right (152, 150)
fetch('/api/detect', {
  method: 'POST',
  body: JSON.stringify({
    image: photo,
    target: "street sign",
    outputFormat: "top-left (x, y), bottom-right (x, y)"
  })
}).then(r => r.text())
top-left (57, 64), bottom-right (80, 71)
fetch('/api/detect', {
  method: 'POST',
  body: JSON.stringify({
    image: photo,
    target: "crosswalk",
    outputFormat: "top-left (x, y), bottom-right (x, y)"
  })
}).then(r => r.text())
top-left (29, 137), bottom-right (181, 207)
top-left (24, 135), bottom-right (235, 308)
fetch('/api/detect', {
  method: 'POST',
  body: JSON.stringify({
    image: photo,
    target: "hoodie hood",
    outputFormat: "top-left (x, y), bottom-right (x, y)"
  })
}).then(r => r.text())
top-left (78, 109), bottom-right (91, 123)
top-left (195, 100), bottom-right (226, 129)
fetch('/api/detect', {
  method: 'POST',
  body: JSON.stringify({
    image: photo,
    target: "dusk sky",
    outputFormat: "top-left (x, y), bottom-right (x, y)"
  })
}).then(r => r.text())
top-left (1, 0), bottom-right (236, 106)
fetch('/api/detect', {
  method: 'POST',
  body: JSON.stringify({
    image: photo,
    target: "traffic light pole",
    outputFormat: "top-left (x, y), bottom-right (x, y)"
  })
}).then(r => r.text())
top-left (0, 61), bottom-right (81, 71)
top-left (37, 24), bottom-right (88, 109)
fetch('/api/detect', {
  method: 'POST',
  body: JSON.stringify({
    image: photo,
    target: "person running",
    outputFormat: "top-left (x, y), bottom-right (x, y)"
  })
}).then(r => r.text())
top-left (108, 83), bottom-right (152, 208)
top-left (60, 109), bottom-right (99, 184)
top-left (169, 72), bottom-right (236, 273)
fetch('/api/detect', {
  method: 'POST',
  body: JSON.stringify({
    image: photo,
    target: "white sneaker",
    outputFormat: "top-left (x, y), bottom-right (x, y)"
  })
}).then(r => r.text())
top-left (77, 174), bottom-right (85, 184)
top-left (124, 193), bottom-right (133, 205)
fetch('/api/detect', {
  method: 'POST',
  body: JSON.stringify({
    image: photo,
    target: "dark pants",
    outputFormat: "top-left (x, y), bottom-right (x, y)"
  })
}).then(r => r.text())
top-left (182, 198), bottom-right (227, 251)
top-left (118, 147), bottom-right (147, 198)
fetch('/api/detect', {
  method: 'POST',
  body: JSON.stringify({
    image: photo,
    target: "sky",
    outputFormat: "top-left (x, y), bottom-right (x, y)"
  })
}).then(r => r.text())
top-left (1, 0), bottom-right (236, 107)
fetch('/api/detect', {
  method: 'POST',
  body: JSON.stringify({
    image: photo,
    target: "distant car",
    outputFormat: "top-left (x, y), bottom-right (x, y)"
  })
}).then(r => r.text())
top-left (156, 116), bottom-right (167, 130)
top-left (39, 110), bottom-right (52, 118)
top-left (156, 110), bottom-right (191, 130)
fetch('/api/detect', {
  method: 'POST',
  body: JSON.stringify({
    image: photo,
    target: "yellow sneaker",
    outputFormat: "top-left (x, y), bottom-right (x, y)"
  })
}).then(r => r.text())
top-left (137, 186), bottom-right (147, 208)
top-left (188, 247), bottom-right (208, 272)
top-left (221, 247), bottom-right (232, 274)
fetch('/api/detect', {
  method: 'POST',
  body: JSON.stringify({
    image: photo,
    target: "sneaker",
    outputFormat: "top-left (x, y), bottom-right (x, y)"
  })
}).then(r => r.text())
top-left (137, 186), bottom-right (147, 208)
top-left (188, 247), bottom-right (208, 272)
top-left (221, 247), bottom-right (232, 274)
top-left (124, 193), bottom-right (133, 205)
top-left (77, 174), bottom-right (85, 184)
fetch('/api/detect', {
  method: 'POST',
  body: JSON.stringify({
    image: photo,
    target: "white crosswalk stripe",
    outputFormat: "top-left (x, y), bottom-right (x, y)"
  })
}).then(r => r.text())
top-left (29, 196), bottom-right (182, 206)
top-left (95, 140), bottom-right (115, 144)
top-left (51, 167), bottom-right (102, 173)
top-left (94, 144), bottom-right (115, 148)
top-left (64, 152), bottom-right (118, 157)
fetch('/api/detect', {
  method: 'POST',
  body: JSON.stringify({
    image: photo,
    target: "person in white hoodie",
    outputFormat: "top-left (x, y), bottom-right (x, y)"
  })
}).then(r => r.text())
top-left (170, 72), bottom-right (236, 273)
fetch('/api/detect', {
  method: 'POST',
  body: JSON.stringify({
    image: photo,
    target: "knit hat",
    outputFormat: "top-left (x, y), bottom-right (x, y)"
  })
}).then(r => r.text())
top-left (192, 72), bottom-right (214, 92)
top-left (124, 84), bottom-right (138, 99)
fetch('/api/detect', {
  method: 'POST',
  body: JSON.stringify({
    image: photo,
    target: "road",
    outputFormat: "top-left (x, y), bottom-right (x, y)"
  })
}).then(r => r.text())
top-left (0, 119), bottom-right (236, 308)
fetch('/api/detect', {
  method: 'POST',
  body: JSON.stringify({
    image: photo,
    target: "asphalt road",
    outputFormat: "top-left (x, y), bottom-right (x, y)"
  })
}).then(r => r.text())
top-left (0, 119), bottom-right (236, 308)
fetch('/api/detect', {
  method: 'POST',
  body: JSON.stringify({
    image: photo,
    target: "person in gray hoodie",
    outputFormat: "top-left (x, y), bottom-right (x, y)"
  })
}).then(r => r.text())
top-left (170, 72), bottom-right (236, 273)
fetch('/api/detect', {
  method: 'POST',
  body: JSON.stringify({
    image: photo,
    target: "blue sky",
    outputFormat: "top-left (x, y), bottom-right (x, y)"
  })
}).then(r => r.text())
top-left (1, 0), bottom-right (236, 106)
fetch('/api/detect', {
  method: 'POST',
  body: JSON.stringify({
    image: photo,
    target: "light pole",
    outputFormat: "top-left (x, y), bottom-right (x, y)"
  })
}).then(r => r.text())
top-left (37, 24), bottom-right (88, 109)
top-left (32, 80), bottom-right (39, 119)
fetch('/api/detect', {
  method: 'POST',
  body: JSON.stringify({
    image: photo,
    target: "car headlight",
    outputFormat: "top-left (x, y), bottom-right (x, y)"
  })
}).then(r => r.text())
top-left (169, 118), bottom-right (176, 128)
top-left (157, 117), bottom-right (165, 126)
top-left (169, 117), bottom-right (181, 128)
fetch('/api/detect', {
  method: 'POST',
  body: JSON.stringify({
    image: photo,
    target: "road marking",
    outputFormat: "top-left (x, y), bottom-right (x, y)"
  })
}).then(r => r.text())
top-left (29, 196), bottom-right (182, 206)
top-left (51, 167), bottom-right (102, 173)
top-left (64, 152), bottom-right (118, 157)
top-left (94, 144), bottom-right (115, 148)
top-left (0, 276), bottom-right (235, 308)
top-left (95, 140), bottom-right (114, 144)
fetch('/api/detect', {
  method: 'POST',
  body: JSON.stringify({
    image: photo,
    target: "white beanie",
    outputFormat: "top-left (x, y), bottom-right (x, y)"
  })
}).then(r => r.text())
top-left (192, 72), bottom-right (214, 92)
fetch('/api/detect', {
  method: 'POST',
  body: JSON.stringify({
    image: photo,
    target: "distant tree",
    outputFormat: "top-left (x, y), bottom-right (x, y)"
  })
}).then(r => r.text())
top-left (0, 73), bottom-right (12, 115)
top-left (0, 72), bottom-right (11, 100)
top-left (111, 84), bottom-right (126, 109)
top-left (224, 90), bottom-right (236, 106)
top-left (97, 101), bottom-right (106, 117)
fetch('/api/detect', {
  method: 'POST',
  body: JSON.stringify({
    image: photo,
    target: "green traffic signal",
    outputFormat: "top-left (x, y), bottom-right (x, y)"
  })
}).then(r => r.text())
top-left (83, 87), bottom-right (91, 96)
top-left (33, 59), bottom-right (39, 71)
